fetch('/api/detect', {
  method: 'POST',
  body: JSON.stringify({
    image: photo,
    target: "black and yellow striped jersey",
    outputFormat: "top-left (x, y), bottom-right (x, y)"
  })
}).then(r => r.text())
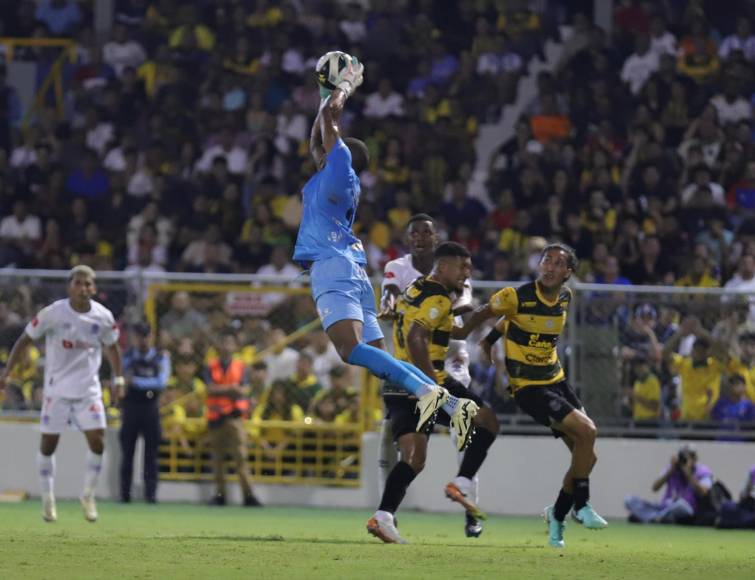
top-left (490, 281), bottom-right (571, 392)
top-left (391, 276), bottom-right (454, 389)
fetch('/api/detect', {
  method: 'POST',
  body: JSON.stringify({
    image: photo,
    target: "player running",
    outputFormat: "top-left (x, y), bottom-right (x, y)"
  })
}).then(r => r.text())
top-left (367, 242), bottom-right (499, 544)
top-left (0, 265), bottom-right (123, 523)
top-left (458, 243), bottom-right (607, 548)
top-left (378, 214), bottom-right (487, 537)
top-left (293, 54), bottom-right (478, 443)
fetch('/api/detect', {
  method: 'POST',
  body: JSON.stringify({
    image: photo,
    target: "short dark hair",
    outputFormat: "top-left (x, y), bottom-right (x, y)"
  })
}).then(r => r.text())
top-left (407, 213), bottom-right (435, 227)
top-left (434, 241), bottom-right (471, 261)
top-left (694, 336), bottom-right (711, 349)
top-left (541, 243), bottom-right (578, 271)
top-left (343, 137), bottom-right (369, 173)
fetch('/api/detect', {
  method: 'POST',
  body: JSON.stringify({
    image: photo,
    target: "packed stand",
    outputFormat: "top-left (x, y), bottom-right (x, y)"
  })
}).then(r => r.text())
top-left (0, 1), bottom-right (754, 433)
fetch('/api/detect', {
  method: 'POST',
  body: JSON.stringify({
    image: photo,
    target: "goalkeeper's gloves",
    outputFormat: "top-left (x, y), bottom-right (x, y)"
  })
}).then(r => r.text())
top-left (336, 57), bottom-right (364, 97)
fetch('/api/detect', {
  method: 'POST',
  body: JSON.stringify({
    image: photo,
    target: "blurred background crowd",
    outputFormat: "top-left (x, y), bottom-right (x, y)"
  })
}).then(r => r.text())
top-left (0, 0), bottom-right (754, 435)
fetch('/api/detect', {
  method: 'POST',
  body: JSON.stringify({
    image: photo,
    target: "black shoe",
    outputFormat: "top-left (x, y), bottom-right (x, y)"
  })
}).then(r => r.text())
top-left (120, 495), bottom-right (131, 504)
top-left (244, 493), bottom-right (262, 507)
top-left (465, 513), bottom-right (483, 538)
top-left (146, 496), bottom-right (157, 504)
top-left (211, 493), bottom-right (226, 506)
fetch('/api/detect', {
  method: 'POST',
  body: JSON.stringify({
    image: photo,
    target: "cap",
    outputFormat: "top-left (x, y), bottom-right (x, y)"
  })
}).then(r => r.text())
top-left (635, 303), bottom-right (657, 319)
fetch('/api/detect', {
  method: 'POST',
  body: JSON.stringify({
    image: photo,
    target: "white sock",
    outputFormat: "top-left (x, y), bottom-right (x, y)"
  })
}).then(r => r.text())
top-left (442, 395), bottom-right (460, 415)
top-left (37, 452), bottom-right (55, 497)
top-left (82, 450), bottom-right (103, 497)
top-left (454, 451), bottom-right (480, 503)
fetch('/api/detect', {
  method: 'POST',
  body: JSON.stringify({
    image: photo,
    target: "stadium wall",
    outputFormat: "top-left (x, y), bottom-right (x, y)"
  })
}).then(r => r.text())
top-left (1, 423), bottom-right (752, 518)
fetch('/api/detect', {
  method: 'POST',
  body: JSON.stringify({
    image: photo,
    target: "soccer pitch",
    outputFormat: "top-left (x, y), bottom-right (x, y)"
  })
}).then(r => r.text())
top-left (0, 502), bottom-right (752, 580)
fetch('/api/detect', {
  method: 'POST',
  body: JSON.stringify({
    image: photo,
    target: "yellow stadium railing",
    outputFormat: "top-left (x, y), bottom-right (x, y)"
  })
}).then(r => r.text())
top-left (0, 37), bottom-right (77, 128)
top-left (159, 419), bottom-right (362, 487)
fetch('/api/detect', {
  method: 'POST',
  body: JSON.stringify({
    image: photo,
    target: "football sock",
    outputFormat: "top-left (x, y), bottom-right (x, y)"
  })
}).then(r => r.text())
top-left (378, 461), bottom-right (417, 514)
top-left (573, 478), bottom-right (590, 511)
top-left (37, 452), bottom-right (55, 496)
top-left (82, 450), bottom-right (103, 497)
top-left (347, 343), bottom-right (434, 397)
top-left (377, 419), bottom-right (398, 498)
top-left (458, 427), bottom-right (496, 479)
top-left (553, 488), bottom-right (574, 522)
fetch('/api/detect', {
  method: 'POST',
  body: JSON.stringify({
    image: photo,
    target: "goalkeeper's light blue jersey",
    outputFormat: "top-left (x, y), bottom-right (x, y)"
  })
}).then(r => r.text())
top-left (293, 138), bottom-right (366, 266)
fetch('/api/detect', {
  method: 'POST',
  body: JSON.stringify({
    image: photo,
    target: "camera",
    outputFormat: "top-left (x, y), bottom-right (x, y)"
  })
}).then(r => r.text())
top-left (677, 446), bottom-right (695, 467)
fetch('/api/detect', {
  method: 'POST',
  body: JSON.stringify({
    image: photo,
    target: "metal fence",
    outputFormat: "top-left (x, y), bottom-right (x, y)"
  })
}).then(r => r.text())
top-left (1, 270), bottom-right (754, 447)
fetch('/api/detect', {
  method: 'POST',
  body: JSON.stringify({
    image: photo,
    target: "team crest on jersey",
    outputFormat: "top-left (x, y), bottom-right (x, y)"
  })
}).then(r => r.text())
top-left (545, 320), bottom-right (555, 328)
top-left (62, 323), bottom-right (72, 330)
top-left (429, 307), bottom-right (440, 320)
top-left (328, 231), bottom-right (342, 243)
top-left (32, 317), bottom-right (39, 327)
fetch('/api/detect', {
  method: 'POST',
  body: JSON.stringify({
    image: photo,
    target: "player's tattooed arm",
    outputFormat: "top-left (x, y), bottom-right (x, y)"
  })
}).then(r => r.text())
top-left (406, 322), bottom-right (438, 384)
top-left (453, 303), bottom-right (494, 339)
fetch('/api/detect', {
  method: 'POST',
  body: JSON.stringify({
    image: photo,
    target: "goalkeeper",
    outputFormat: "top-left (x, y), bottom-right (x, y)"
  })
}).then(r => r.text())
top-left (292, 52), bottom-right (479, 475)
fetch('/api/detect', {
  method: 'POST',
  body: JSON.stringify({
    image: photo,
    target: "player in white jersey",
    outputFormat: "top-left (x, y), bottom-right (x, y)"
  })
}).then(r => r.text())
top-left (378, 214), bottom-right (485, 537)
top-left (0, 265), bottom-right (123, 523)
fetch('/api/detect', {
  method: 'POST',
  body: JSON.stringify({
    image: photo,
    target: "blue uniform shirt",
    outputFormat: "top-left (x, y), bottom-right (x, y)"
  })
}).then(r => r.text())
top-left (123, 347), bottom-right (171, 392)
top-left (293, 138), bottom-right (366, 265)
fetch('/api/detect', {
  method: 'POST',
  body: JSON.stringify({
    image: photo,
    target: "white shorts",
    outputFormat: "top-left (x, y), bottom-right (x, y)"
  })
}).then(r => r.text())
top-left (40, 394), bottom-right (106, 434)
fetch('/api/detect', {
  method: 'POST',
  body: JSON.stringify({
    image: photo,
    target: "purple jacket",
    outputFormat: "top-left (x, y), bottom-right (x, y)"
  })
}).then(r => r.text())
top-left (662, 463), bottom-right (713, 512)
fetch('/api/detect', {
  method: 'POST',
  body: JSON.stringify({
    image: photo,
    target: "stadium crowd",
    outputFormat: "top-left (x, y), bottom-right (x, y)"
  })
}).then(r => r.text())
top-left (0, 0), bottom-right (754, 434)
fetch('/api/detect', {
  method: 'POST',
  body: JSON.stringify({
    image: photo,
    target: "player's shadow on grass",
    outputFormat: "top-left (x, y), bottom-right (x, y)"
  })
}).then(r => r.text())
top-left (178, 535), bottom-right (542, 549)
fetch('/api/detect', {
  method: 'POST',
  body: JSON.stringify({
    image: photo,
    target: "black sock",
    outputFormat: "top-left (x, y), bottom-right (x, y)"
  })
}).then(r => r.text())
top-left (573, 478), bottom-right (590, 511)
top-left (553, 488), bottom-right (574, 522)
top-left (458, 427), bottom-right (496, 479)
top-left (378, 461), bottom-right (417, 514)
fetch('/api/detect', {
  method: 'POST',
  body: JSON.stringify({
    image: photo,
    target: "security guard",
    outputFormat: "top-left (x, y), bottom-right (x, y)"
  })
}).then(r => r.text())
top-left (119, 322), bottom-right (170, 503)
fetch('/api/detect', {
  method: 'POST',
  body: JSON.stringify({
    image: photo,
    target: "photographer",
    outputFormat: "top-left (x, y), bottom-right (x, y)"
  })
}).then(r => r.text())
top-left (716, 465), bottom-right (755, 529)
top-left (625, 445), bottom-right (713, 524)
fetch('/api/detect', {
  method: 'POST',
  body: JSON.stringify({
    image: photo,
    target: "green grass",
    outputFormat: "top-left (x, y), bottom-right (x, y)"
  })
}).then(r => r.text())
top-left (0, 502), bottom-right (752, 580)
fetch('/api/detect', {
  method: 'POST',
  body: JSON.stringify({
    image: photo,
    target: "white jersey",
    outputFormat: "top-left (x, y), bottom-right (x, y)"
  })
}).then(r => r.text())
top-left (382, 254), bottom-right (472, 385)
top-left (25, 299), bottom-right (119, 399)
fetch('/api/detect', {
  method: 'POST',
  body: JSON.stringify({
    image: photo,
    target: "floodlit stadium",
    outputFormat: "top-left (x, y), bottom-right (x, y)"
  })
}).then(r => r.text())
top-left (0, 1), bottom-right (754, 579)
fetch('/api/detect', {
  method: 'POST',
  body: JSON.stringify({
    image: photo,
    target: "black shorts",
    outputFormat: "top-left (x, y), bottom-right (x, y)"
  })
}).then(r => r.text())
top-left (384, 377), bottom-right (485, 441)
top-left (513, 381), bottom-right (583, 438)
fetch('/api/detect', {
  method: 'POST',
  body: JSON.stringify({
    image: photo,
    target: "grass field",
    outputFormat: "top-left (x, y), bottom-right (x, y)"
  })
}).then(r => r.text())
top-left (0, 502), bottom-right (752, 580)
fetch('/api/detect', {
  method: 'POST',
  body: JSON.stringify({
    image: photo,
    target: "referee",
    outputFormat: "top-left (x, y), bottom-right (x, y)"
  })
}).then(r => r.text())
top-left (119, 322), bottom-right (170, 503)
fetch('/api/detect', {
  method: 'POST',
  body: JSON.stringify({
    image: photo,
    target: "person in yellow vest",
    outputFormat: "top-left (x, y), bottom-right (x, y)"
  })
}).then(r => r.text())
top-left (631, 359), bottom-right (662, 423)
top-left (662, 316), bottom-right (726, 421)
top-left (203, 330), bottom-right (260, 507)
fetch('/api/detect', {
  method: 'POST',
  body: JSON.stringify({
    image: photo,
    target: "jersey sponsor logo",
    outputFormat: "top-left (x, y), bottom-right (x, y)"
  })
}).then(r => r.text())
top-left (525, 352), bottom-right (553, 364)
top-left (32, 317), bottom-right (39, 327)
top-left (350, 241), bottom-right (364, 252)
top-left (521, 301), bottom-right (537, 307)
top-left (91, 324), bottom-right (100, 334)
top-left (385, 271), bottom-right (396, 279)
top-left (528, 333), bottom-right (554, 349)
top-left (328, 231), bottom-right (342, 243)
top-left (61, 339), bottom-right (96, 350)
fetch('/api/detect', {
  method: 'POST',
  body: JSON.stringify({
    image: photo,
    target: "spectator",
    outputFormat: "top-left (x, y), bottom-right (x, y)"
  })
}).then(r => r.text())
top-left (304, 330), bottom-right (343, 389)
top-left (648, 16), bottom-right (676, 57)
top-left (663, 317), bottom-right (725, 421)
top-left (35, 0), bottom-right (82, 36)
top-left (159, 291), bottom-right (208, 340)
top-left (723, 254), bottom-right (755, 322)
top-left (595, 255), bottom-right (632, 285)
top-left (180, 226), bottom-right (232, 272)
top-left (0, 199), bottom-right (42, 266)
top-left (675, 254), bottom-right (720, 288)
top-left (620, 34), bottom-right (659, 95)
top-left (288, 352), bottom-right (323, 411)
top-left (440, 181), bottom-right (488, 235)
top-left (363, 79), bottom-right (405, 119)
top-left (263, 327), bottom-right (299, 383)
top-left (729, 331), bottom-right (755, 402)
top-left (169, 5), bottom-right (215, 51)
top-left (718, 17), bottom-right (755, 62)
top-left (709, 80), bottom-right (752, 126)
top-left (625, 445), bottom-right (713, 524)
top-left (715, 465), bottom-right (755, 529)
top-left (194, 128), bottom-right (248, 175)
top-left (631, 359), bottom-right (661, 423)
top-left (309, 366), bottom-right (357, 423)
top-left (65, 150), bottom-right (109, 201)
top-left (103, 23), bottom-right (147, 78)
top-left (711, 374), bottom-right (755, 424)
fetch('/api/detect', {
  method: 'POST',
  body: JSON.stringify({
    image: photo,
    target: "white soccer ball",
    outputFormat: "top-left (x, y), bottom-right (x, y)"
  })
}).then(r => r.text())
top-left (315, 51), bottom-right (351, 91)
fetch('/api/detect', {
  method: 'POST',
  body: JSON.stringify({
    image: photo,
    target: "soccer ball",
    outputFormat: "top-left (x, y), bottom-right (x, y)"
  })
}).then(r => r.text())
top-left (315, 51), bottom-right (351, 91)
